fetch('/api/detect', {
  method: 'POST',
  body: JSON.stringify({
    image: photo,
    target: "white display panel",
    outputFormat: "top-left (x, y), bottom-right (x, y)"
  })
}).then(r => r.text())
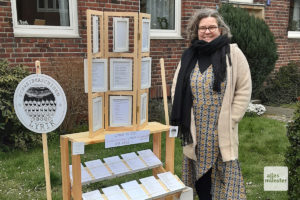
top-left (110, 58), bottom-right (132, 91)
top-left (84, 59), bottom-right (108, 93)
top-left (141, 57), bottom-right (151, 89)
top-left (113, 17), bottom-right (129, 52)
top-left (142, 19), bottom-right (150, 52)
top-left (140, 93), bottom-right (147, 124)
top-left (92, 96), bottom-right (102, 131)
top-left (93, 15), bottom-right (99, 53)
top-left (109, 96), bottom-right (132, 127)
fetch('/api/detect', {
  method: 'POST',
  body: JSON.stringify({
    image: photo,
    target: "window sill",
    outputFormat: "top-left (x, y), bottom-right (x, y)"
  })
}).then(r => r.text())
top-left (288, 31), bottom-right (300, 39)
top-left (13, 26), bottom-right (80, 38)
top-left (150, 29), bottom-right (183, 40)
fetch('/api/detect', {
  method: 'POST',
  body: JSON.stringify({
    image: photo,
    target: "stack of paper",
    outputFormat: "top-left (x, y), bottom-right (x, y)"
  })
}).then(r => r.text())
top-left (103, 156), bottom-right (129, 175)
top-left (69, 164), bottom-right (93, 183)
top-left (121, 180), bottom-right (150, 200)
top-left (82, 190), bottom-right (104, 200)
top-left (121, 152), bottom-right (147, 171)
top-left (138, 149), bottom-right (162, 167)
top-left (139, 176), bottom-right (166, 198)
top-left (84, 159), bottom-right (112, 180)
top-left (102, 185), bottom-right (128, 200)
top-left (157, 172), bottom-right (185, 191)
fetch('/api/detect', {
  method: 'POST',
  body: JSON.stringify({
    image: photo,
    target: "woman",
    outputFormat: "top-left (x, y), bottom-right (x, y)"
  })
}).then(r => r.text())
top-left (171, 8), bottom-right (251, 199)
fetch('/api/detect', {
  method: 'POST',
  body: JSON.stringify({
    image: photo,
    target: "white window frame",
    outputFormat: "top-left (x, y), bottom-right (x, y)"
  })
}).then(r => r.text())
top-left (288, 0), bottom-right (300, 38)
top-left (10, 0), bottom-right (79, 38)
top-left (147, 0), bottom-right (182, 39)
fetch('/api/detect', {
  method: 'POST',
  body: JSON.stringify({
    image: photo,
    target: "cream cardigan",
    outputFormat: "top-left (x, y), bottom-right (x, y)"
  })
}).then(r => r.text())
top-left (171, 44), bottom-right (252, 162)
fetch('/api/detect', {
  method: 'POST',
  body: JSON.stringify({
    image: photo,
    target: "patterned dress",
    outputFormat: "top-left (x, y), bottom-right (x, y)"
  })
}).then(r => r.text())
top-left (181, 64), bottom-right (247, 199)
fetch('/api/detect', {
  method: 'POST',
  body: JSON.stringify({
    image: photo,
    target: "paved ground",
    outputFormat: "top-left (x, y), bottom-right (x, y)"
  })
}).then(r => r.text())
top-left (263, 106), bottom-right (295, 123)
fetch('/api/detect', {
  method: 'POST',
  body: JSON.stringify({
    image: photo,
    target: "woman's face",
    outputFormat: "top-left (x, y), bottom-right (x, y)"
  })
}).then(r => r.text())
top-left (198, 17), bottom-right (221, 43)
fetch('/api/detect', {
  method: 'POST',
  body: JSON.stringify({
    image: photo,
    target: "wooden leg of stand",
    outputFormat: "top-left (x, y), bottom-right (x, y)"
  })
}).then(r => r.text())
top-left (152, 133), bottom-right (162, 177)
top-left (165, 135), bottom-right (175, 173)
top-left (42, 133), bottom-right (52, 200)
top-left (60, 136), bottom-right (71, 200)
top-left (72, 154), bottom-right (82, 200)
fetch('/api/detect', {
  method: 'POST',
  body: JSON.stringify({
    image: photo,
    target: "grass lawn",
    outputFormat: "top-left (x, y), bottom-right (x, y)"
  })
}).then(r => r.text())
top-left (0, 116), bottom-right (289, 200)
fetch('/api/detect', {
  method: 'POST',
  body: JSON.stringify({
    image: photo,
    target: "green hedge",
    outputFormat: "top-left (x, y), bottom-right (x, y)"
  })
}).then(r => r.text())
top-left (259, 62), bottom-right (300, 105)
top-left (285, 102), bottom-right (300, 199)
top-left (219, 4), bottom-right (278, 98)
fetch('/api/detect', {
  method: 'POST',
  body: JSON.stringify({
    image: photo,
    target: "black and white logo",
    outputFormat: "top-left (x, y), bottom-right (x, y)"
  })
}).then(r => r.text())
top-left (14, 74), bottom-right (67, 133)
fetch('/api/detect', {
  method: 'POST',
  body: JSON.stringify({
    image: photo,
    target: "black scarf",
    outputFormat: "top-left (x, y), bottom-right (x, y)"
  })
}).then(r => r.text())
top-left (170, 35), bottom-right (231, 146)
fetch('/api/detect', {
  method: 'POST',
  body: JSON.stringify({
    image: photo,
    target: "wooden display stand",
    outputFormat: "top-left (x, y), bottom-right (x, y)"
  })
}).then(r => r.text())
top-left (60, 10), bottom-right (179, 200)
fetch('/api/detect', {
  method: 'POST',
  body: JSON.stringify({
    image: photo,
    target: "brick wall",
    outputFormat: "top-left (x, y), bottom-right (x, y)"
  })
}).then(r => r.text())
top-left (0, 0), bottom-right (299, 101)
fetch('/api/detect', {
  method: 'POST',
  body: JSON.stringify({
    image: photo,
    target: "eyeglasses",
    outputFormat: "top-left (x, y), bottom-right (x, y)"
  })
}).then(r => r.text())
top-left (198, 26), bottom-right (219, 33)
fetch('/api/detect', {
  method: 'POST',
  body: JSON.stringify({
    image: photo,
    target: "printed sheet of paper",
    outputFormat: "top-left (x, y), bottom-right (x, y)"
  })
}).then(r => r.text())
top-left (113, 18), bottom-right (129, 52)
top-left (139, 176), bottom-right (166, 198)
top-left (140, 93), bottom-right (147, 124)
top-left (121, 152), bottom-right (147, 171)
top-left (142, 19), bottom-right (150, 52)
top-left (84, 59), bottom-right (107, 93)
top-left (102, 185), bottom-right (128, 200)
top-left (138, 149), bottom-right (162, 167)
top-left (84, 159), bottom-right (112, 179)
top-left (103, 156), bottom-right (129, 175)
top-left (82, 190), bottom-right (104, 200)
top-left (105, 130), bottom-right (150, 148)
top-left (110, 96), bottom-right (132, 127)
top-left (69, 164), bottom-right (93, 183)
top-left (157, 172), bottom-right (185, 191)
top-left (92, 97), bottom-right (102, 131)
top-left (141, 57), bottom-right (151, 89)
top-left (121, 180), bottom-right (149, 200)
top-left (110, 59), bottom-right (132, 91)
top-left (93, 15), bottom-right (99, 53)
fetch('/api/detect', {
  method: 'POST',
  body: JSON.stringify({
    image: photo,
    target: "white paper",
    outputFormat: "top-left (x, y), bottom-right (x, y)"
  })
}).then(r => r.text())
top-left (142, 19), bottom-right (150, 52)
top-left (121, 152), bottom-right (147, 171)
top-left (105, 130), bottom-right (150, 148)
top-left (157, 172), bottom-right (185, 191)
top-left (113, 18), bottom-right (129, 52)
top-left (82, 190), bottom-right (104, 200)
top-left (121, 180), bottom-right (149, 200)
top-left (103, 156), bottom-right (129, 175)
top-left (140, 176), bottom-right (166, 197)
top-left (169, 126), bottom-right (178, 138)
top-left (84, 59), bottom-right (108, 93)
top-left (72, 142), bottom-right (85, 155)
top-left (110, 59), bottom-right (132, 91)
top-left (138, 149), bottom-right (162, 167)
top-left (140, 93), bottom-right (147, 124)
top-left (93, 16), bottom-right (99, 53)
top-left (93, 97), bottom-right (102, 131)
top-left (102, 185), bottom-right (128, 200)
top-left (84, 159), bottom-right (112, 179)
top-left (110, 96), bottom-right (132, 127)
top-left (141, 57), bottom-right (151, 89)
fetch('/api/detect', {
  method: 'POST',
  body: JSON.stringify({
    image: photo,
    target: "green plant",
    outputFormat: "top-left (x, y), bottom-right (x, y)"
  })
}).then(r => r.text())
top-left (285, 102), bottom-right (300, 199)
top-left (259, 62), bottom-right (300, 105)
top-left (0, 59), bottom-right (41, 151)
top-left (219, 4), bottom-right (278, 98)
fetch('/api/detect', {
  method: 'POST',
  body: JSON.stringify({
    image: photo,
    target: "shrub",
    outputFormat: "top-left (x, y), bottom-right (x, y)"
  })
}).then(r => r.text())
top-left (219, 4), bottom-right (278, 98)
top-left (0, 59), bottom-right (41, 151)
top-left (259, 62), bottom-right (300, 105)
top-left (285, 102), bottom-right (300, 199)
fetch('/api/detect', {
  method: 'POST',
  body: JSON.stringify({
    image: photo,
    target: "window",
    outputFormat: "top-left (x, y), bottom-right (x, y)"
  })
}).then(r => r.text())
top-left (11, 0), bottom-right (79, 38)
top-left (140, 0), bottom-right (182, 39)
top-left (288, 0), bottom-right (300, 38)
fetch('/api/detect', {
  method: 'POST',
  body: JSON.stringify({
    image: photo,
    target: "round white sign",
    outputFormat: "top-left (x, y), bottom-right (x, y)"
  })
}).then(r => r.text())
top-left (14, 74), bottom-right (67, 133)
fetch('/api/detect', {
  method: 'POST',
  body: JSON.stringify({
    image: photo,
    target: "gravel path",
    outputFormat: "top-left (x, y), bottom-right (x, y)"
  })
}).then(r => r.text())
top-left (263, 106), bottom-right (295, 123)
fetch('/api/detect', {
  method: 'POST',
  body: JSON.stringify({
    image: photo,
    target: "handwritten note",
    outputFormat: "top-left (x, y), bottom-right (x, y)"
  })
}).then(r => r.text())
top-left (105, 130), bottom-right (150, 148)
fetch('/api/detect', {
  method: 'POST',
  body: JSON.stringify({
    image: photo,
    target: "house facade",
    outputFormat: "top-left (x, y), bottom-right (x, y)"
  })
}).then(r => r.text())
top-left (0, 0), bottom-right (298, 101)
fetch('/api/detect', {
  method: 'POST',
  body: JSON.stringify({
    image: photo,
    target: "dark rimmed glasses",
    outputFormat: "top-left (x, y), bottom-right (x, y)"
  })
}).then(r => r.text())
top-left (198, 26), bottom-right (219, 33)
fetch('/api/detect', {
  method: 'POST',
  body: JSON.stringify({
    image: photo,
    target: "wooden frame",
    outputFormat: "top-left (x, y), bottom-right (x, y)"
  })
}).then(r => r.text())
top-left (109, 58), bottom-right (132, 91)
top-left (113, 17), bottom-right (129, 52)
top-left (84, 58), bottom-right (108, 93)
